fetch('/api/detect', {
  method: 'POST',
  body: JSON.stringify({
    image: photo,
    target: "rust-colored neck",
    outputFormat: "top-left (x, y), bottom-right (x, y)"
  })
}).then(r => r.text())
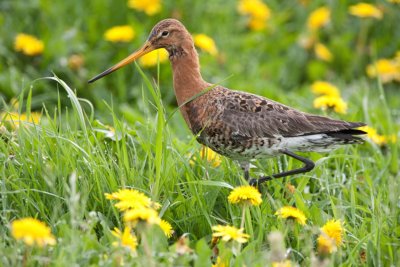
top-left (169, 37), bottom-right (209, 107)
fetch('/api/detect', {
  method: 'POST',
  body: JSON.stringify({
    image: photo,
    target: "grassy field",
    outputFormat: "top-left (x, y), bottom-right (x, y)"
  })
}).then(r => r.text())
top-left (1, 0), bottom-right (400, 266)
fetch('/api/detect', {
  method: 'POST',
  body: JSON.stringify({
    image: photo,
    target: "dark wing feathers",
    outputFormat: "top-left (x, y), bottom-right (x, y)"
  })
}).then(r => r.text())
top-left (217, 88), bottom-right (366, 139)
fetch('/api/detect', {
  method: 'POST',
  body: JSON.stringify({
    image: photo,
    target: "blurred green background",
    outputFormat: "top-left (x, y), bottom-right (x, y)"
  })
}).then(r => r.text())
top-left (1, 0), bottom-right (399, 119)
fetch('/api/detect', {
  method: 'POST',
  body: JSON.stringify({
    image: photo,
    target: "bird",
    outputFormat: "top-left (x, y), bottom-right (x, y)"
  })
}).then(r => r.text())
top-left (88, 18), bottom-right (366, 186)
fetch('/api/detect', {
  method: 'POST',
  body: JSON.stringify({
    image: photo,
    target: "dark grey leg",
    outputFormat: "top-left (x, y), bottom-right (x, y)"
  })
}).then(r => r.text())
top-left (249, 150), bottom-right (315, 186)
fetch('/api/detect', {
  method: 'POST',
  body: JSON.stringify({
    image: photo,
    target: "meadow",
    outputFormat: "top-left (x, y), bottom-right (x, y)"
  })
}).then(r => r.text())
top-left (1, 0), bottom-right (399, 266)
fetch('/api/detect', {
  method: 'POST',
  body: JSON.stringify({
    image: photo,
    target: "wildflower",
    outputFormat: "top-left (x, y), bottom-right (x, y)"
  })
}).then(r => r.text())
top-left (1, 112), bottom-right (41, 128)
top-left (14, 33), bottom-right (44, 56)
top-left (311, 81), bottom-right (340, 97)
top-left (11, 218), bottom-right (56, 247)
top-left (307, 7), bottom-right (330, 31)
top-left (127, 0), bottom-right (161, 16)
top-left (212, 225), bottom-right (249, 243)
top-left (313, 95), bottom-right (348, 114)
top-left (314, 43), bottom-right (333, 62)
top-left (139, 48), bottom-right (169, 67)
top-left (212, 257), bottom-right (228, 267)
top-left (358, 126), bottom-right (396, 146)
top-left (123, 207), bottom-right (161, 226)
top-left (105, 188), bottom-right (160, 211)
top-left (317, 219), bottom-right (344, 254)
top-left (275, 206), bottom-right (307, 225)
top-left (272, 260), bottom-right (292, 267)
top-left (68, 54), bottom-right (85, 70)
top-left (366, 59), bottom-right (400, 83)
top-left (159, 219), bottom-right (173, 238)
top-left (194, 34), bottom-right (218, 56)
top-left (191, 146), bottom-right (222, 167)
top-left (111, 227), bottom-right (138, 252)
top-left (388, 0), bottom-right (400, 3)
top-left (349, 3), bottom-right (383, 19)
top-left (104, 25), bottom-right (135, 43)
top-left (228, 185), bottom-right (262, 206)
top-left (238, 0), bottom-right (271, 31)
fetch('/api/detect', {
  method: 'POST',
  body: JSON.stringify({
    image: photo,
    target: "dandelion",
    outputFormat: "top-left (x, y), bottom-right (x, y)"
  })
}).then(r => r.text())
top-left (272, 260), bottom-right (292, 267)
top-left (105, 188), bottom-right (160, 211)
top-left (311, 81), bottom-right (340, 97)
top-left (212, 225), bottom-right (249, 243)
top-left (123, 207), bottom-right (161, 226)
top-left (127, 0), bottom-right (161, 16)
top-left (349, 3), bottom-right (383, 19)
top-left (366, 59), bottom-right (400, 83)
top-left (1, 112), bottom-right (41, 128)
top-left (358, 126), bottom-right (396, 146)
top-left (104, 25), bottom-right (135, 43)
top-left (111, 227), bottom-right (138, 252)
top-left (317, 219), bottom-right (344, 254)
top-left (275, 206), bottom-right (307, 225)
top-left (313, 95), bottom-right (348, 114)
top-left (238, 0), bottom-right (271, 31)
top-left (194, 34), bottom-right (218, 56)
top-left (388, 0), bottom-right (400, 3)
top-left (11, 218), bottom-right (56, 247)
top-left (307, 7), bottom-right (330, 31)
top-left (139, 48), bottom-right (169, 67)
top-left (14, 33), bottom-right (44, 56)
top-left (212, 257), bottom-right (228, 267)
top-left (228, 185), bottom-right (262, 206)
top-left (159, 219), bottom-right (174, 238)
top-left (314, 43), bottom-right (333, 62)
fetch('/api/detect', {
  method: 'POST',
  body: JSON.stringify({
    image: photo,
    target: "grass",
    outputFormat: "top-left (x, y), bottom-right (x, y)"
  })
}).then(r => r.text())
top-left (1, 0), bottom-right (400, 266)
top-left (1, 68), bottom-right (399, 265)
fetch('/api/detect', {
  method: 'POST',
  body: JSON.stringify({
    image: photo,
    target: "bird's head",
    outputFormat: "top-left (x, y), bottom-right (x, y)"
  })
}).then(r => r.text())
top-left (88, 19), bottom-right (189, 83)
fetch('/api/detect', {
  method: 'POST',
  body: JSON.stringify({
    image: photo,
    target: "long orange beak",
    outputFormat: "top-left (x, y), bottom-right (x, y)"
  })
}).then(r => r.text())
top-left (88, 41), bottom-right (154, 83)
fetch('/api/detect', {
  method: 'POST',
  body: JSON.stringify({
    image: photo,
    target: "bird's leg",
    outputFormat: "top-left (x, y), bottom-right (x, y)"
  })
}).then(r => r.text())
top-left (249, 150), bottom-right (315, 187)
top-left (239, 162), bottom-right (250, 180)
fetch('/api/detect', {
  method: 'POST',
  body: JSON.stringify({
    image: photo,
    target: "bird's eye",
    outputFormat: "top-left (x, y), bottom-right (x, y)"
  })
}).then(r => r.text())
top-left (161, 31), bottom-right (169, 37)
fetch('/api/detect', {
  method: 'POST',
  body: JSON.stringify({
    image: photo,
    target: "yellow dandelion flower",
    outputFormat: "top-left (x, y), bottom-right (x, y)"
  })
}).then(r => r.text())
top-left (139, 48), bottom-right (169, 67)
top-left (238, 0), bottom-right (271, 31)
top-left (159, 219), bottom-right (174, 238)
top-left (248, 17), bottom-right (267, 31)
top-left (313, 95), bottom-right (348, 114)
top-left (1, 112), bottom-right (41, 129)
top-left (111, 227), bottom-right (138, 252)
top-left (123, 207), bottom-right (161, 226)
top-left (11, 218), bottom-right (56, 247)
top-left (212, 225), bottom-right (250, 243)
top-left (307, 7), bottom-right (330, 31)
top-left (104, 25), bottom-right (135, 43)
top-left (314, 43), bottom-right (333, 62)
top-left (349, 3), bottom-right (383, 19)
top-left (127, 0), bottom-right (161, 16)
top-left (14, 33), bottom-right (44, 56)
top-left (366, 59), bottom-right (400, 83)
top-left (200, 146), bottom-right (222, 167)
top-left (194, 34), bottom-right (218, 56)
top-left (105, 188), bottom-right (160, 211)
top-left (272, 260), bottom-right (293, 267)
top-left (317, 219), bottom-right (344, 254)
top-left (388, 0), bottom-right (400, 3)
top-left (228, 185), bottom-right (262, 206)
top-left (310, 81), bottom-right (340, 97)
top-left (275, 206), bottom-right (307, 225)
top-left (357, 126), bottom-right (395, 146)
top-left (212, 257), bottom-right (228, 267)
